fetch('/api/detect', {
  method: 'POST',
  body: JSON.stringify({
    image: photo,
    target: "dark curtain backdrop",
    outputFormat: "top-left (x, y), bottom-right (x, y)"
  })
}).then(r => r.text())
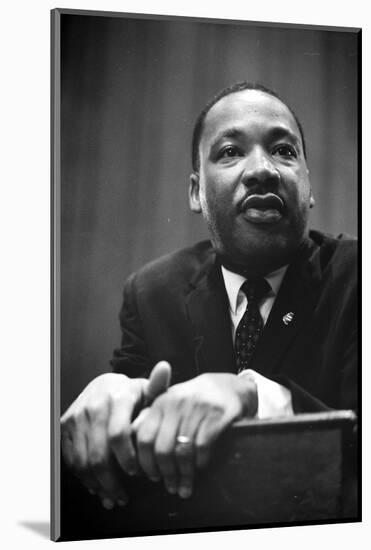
top-left (60, 13), bottom-right (358, 412)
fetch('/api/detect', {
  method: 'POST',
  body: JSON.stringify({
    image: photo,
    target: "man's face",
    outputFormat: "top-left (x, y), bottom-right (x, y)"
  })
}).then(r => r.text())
top-left (189, 90), bottom-right (314, 274)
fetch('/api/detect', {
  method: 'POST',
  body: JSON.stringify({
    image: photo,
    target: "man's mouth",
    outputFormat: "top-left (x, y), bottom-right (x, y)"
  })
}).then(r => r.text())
top-left (240, 193), bottom-right (285, 224)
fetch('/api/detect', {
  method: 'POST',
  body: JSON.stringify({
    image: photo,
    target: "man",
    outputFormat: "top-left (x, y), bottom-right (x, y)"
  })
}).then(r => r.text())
top-left (61, 82), bottom-right (357, 512)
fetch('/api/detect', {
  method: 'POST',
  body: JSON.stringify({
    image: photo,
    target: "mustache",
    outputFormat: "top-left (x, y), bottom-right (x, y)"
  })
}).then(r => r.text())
top-left (238, 192), bottom-right (285, 213)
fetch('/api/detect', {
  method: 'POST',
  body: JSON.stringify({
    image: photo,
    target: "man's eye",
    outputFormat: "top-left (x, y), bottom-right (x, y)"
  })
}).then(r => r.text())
top-left (273, 145), bottom-right (297, 158)
top-left (219, 146), bottom-right (241, 159)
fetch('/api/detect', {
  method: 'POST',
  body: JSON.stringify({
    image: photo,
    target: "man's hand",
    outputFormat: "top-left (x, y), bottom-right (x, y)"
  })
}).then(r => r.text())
top-left (61, 361), bottom-right (171, 509)
top-left (132, 372), bottom-right (257, 500)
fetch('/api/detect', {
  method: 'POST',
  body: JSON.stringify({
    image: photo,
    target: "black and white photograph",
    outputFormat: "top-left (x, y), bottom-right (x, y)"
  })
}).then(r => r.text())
top-left (49, 7), bottom-right (362, 543)
top-left (50, 7), bottom-right (360, 542)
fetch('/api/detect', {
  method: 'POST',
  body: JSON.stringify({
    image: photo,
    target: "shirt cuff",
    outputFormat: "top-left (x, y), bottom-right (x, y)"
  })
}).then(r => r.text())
top-left (238, 369), bottom-right (293, 419)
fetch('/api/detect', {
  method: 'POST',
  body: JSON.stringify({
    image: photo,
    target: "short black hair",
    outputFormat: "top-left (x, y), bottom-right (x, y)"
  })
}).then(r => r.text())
top-left (191, 81), bottom-right (307, 172)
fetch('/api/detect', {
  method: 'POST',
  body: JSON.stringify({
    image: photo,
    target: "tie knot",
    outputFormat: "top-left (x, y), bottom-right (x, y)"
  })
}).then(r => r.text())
top-left (241, 278), bottom-right (270, 303)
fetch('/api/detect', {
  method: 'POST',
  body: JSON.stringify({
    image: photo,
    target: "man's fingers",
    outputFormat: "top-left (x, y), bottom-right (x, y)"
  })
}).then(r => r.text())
top-left (175, 406), bottom-right (206, 498)
top-left (174, 440), bottom-right (194, 499)
top-left (153, 408), bottom-right (181, 495)
top-left (135, 407), bottom-right (162, 482)
top-left (131, 407), bottom-right (150, 432)
top-left (61, 373), bottom-right (154, 509)
top-left (86, 404), bottom-right (128, 504)
top-left (133, 361), bottom-right (172, 484)
top-left (61, 428), bottom-right (74, 468)
top-left (98, 456), bottom-right (129, 508)
top-left (108, 394), bottom-right (140, 476)
top-left (61, 415), bottom-right (121, 504)
top-left (61, 418), bottom-right (100, 494)
top-left (70, 420), bottom-right (89, 470)
top-left (69, 421), bottom-right (102, 494)
top-left (145, 361), bottom-right (172, 405)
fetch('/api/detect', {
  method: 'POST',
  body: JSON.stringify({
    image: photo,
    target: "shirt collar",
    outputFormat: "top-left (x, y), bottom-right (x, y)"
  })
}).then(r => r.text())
top-left (221, 264), bottom-right (288, 314)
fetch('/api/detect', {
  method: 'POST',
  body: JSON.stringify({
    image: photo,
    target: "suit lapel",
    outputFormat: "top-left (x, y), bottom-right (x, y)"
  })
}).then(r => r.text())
top-left (249, 239), bottom-right (322, 377)
top-left (184, 237), bottom-right (322, 378)
top-left (185, 258), bottom-right (237, 375)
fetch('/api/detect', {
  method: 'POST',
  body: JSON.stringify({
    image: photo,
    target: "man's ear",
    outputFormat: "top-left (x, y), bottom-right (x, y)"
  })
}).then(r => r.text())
top-left (307, 169), bottom-right (315, 209)
top-left (309, 189), bottom-right (315, 209)
top-left (189, 172), bottom-right (202, 213)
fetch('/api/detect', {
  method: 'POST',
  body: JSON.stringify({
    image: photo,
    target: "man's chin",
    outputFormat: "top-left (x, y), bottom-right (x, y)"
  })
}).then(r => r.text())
top-left (214, 233), bottom-right (304, 275)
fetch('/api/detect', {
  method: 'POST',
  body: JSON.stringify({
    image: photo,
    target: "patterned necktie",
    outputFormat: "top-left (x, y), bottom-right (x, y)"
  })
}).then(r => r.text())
top-left (235, 278), bottom-right (271, 373)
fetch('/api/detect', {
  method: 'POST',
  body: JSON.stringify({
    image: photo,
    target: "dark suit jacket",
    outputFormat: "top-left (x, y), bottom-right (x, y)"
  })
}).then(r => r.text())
top-left (111, 230), bottom-right (358, 413)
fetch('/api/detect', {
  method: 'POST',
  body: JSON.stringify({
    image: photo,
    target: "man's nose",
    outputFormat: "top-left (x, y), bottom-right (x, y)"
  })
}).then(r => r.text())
top-left (241, 148), bottom-right (280, 187)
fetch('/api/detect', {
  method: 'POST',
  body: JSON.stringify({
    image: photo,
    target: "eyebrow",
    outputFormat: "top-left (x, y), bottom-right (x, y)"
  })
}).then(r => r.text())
top-left (269, 126), bottom-right (301, 148)
top-left (209, 125), bottom-right (302, 151)
top-left (209, 127), bottom-right (245, 149)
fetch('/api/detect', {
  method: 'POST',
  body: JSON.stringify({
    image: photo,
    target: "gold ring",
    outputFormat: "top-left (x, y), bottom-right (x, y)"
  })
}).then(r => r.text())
top-left (176, 435), bottom-right (191, 445)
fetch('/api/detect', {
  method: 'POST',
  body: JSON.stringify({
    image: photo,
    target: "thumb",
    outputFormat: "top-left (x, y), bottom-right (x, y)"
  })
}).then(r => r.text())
top-left (144, 361), bottom-right (172, 405)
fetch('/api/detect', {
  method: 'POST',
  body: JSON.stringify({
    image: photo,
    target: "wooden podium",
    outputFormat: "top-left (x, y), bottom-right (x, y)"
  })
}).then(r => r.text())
top-left (58, 411), bottom-right (358, 541)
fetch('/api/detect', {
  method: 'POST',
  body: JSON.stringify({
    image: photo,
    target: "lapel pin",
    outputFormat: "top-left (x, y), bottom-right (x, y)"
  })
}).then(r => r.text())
top-left (282, 312), bottom-right (294, 326)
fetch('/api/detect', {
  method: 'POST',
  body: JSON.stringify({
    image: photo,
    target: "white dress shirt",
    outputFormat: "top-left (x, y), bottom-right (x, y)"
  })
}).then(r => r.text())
top-left (221, 265), bottom-right (293, 419)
